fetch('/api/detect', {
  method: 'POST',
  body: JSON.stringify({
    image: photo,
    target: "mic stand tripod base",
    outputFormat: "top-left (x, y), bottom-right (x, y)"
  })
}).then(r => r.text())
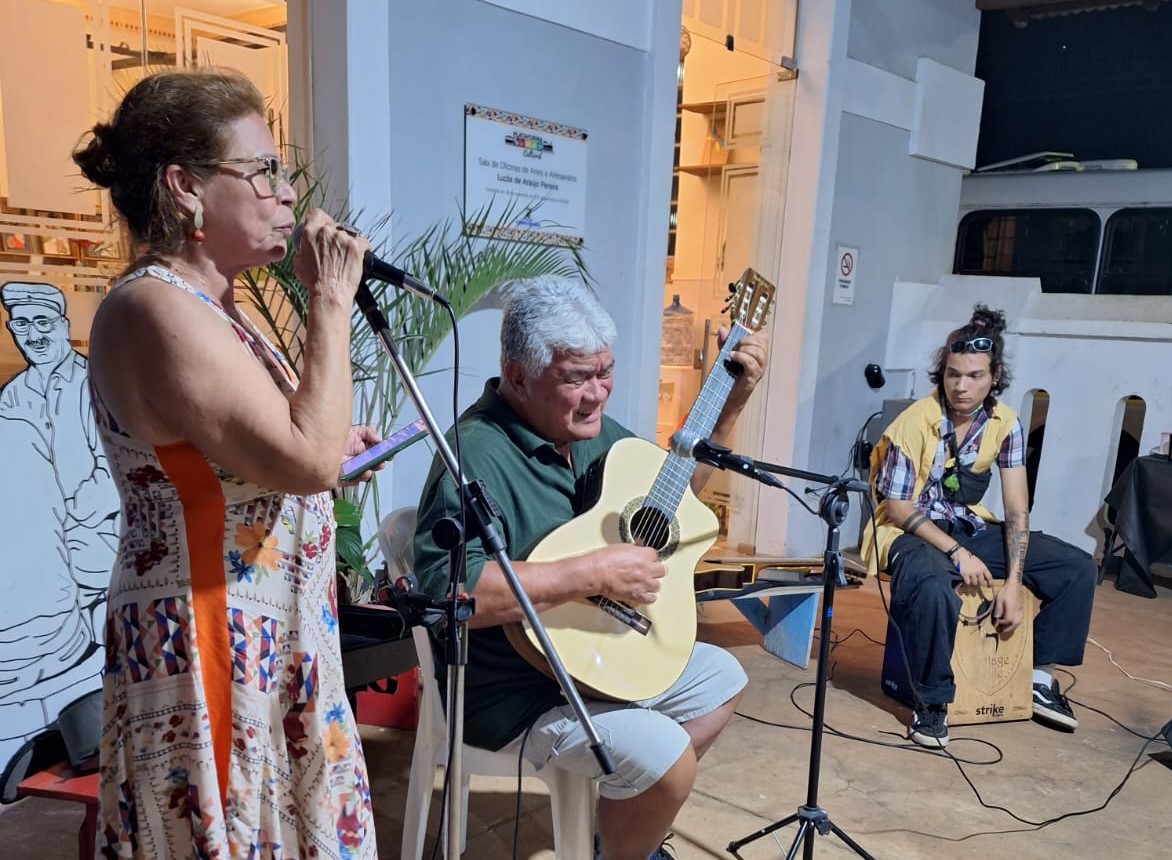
top-left (724, 482), bottom-right (876, 860)
top-left (727, 805), bottom-right (876, 860)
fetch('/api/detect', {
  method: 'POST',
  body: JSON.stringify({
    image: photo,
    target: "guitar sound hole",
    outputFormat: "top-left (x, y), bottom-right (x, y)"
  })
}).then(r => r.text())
top-left (628, 507), bottom-right (672, 552)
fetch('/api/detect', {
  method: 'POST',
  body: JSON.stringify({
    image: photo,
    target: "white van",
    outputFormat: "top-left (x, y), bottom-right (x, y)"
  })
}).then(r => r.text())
top-left (954, 166), bottom-right (1172, 296)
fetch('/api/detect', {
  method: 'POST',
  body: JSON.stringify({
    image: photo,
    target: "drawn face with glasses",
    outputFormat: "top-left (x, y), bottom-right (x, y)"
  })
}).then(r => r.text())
top-left (6, 308), bottom-right (70, 367)
top-left (206, 155), bottom-right (290, 197)
top-left (949, 337), bottom-right (993, 354)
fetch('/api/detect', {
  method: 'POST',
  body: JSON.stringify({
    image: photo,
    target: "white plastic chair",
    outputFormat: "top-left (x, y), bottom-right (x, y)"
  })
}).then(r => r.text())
top-left (376, 509), bottom-right (597, 859)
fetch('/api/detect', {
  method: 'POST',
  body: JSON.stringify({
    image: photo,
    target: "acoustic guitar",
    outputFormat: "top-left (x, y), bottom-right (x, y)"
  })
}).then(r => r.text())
top-left (502, 269), bottom-right (776, 702)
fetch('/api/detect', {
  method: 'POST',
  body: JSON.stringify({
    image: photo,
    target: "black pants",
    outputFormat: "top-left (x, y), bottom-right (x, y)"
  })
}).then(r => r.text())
top-left (887, 523), bottom-right (1096, 707)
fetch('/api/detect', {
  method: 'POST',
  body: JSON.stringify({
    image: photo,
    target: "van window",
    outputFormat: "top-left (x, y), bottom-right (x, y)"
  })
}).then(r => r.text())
top-left (953, 208), bottom-right (1100, 293)
top-left (1098, 208), bottom-right (1172, 296)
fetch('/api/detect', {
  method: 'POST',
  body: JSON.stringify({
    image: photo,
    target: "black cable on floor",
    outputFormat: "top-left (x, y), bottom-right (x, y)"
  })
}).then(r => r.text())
top-left (734, 616), bottom-right (1170, 839)
top-left (511, 724), bottom-right (535, 860)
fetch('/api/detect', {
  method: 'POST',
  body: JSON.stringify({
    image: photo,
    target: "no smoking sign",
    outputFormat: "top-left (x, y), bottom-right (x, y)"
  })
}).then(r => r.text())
top-left (834, 244), bottom-right (858, 306)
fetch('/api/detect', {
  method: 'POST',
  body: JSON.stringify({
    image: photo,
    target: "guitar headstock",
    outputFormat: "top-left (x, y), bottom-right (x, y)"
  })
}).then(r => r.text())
top-left (723, 268), bottom-right (776, 332)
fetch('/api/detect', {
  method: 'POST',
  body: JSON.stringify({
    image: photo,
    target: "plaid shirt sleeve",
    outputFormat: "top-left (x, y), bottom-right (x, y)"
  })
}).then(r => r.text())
top-left (997, 419), bottom-right (1026, 468)
top-left (874, 442), bottom-right (918, 502)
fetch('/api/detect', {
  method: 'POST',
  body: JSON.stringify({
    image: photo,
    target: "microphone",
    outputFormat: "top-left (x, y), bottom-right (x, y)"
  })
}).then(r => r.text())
top-left (291, 223), bottom-right (447, 304)
top-left (682, 436), bottom-right (789, 492)
top-left (668, 431), bottom-right (703, 460)
top-left (671, 435), bottom-right (868, 493)
top-left (363, 252), bottom-right (446, 304)
top-left (671, 435), bottom-right (747, 471)
top-left (376, 571), bottom-right (447, 631)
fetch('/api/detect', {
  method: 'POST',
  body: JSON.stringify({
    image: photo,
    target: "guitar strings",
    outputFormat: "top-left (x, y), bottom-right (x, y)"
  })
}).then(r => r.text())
top-left (629, 329), bottom-right (743, 552)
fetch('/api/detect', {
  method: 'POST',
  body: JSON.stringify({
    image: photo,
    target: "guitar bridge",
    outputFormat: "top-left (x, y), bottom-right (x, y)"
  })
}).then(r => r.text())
top-left (588, 596), bottom-right (652, 635)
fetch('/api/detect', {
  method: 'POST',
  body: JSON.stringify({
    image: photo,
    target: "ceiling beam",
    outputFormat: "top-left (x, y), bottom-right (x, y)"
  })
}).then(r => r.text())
top-left (977, 0), bottom-right (1168, 28)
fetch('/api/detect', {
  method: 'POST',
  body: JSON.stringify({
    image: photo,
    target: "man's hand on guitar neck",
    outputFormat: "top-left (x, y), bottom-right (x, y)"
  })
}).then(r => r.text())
top-left (715, 325), bottom-right (770, 416)
top-left (693, 326), bottom-right (770, 495)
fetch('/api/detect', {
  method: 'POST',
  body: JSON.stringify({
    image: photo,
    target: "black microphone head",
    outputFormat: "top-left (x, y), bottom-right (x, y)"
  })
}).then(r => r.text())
top-left (865, 363), bottom-right (886, 390)
top-left (291, 222), bottom-right (304, 252)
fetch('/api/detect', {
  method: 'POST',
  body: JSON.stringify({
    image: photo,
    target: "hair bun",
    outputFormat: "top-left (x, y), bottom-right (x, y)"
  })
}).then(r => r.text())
top-left (969, 303), bottom-right (1006, 337)
top-left (72, 123), bottom-right (119, 188)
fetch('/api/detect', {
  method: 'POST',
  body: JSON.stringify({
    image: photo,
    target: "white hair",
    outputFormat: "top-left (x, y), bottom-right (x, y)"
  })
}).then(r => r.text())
top-left (499, 276), bottom-right (617, 377)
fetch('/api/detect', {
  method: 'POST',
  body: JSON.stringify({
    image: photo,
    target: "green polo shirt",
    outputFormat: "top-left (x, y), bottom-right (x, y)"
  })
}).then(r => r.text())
top-left (412, 378), bottom-right (634, 750)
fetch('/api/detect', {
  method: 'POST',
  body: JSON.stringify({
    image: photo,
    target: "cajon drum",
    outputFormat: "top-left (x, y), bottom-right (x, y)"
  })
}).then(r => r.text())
top-left (949, 583), bottom-right (1033, 725)
top-left (881, 581), bottom-right (1034, 725)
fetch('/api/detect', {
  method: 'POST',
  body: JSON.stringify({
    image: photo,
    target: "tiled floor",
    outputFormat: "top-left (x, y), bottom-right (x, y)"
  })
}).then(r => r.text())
top-left (3, 575), bottom-right (1170, 859)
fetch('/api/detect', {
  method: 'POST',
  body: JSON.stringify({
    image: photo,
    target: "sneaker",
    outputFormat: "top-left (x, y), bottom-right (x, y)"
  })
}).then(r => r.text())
top-left (909, 705), bottom-right (950, 748)
top-left (1033, 679), bottom-right (1078, 730)
top-left (649, 834), bottom-right (677, 860)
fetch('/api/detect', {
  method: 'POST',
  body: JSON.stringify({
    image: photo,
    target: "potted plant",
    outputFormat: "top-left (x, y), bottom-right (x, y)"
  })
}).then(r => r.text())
top-left (240, 164), bottom-right (589, 603)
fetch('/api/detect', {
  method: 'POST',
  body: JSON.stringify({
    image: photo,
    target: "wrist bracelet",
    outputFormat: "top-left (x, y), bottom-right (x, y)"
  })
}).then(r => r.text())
top-left (945, 543), bottom-right (961, 558)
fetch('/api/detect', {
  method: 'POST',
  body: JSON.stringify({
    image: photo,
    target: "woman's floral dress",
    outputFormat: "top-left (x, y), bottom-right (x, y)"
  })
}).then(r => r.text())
top-left (93, 266), bottom-right (376, 859)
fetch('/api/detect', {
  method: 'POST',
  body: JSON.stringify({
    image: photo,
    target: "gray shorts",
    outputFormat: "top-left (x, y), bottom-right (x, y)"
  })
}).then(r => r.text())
top-left (499, 642), bottom-right (748, 800)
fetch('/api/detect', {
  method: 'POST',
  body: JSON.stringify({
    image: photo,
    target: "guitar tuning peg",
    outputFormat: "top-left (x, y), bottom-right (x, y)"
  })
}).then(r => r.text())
top-left (727, 282), bottom-right (736, 293)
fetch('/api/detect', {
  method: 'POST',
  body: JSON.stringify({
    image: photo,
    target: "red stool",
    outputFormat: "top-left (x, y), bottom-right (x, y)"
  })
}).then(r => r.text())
top-left (17, 760), bottom-right (99, 860)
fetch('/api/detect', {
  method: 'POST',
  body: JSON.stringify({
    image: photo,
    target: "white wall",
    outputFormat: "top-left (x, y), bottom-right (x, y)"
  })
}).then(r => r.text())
top-left (310, 0), bottom-right (1152, 564)
top-left (755, 0), bottom-right (984, 556)
top-left (476, 0), bottom-right (654, 50)
top-left (883, 277), bottom-right (1172, 553)
top-left (309, 0), bottom-right (681, 520)
top-left (756, 0), bottom-right (1170, 557)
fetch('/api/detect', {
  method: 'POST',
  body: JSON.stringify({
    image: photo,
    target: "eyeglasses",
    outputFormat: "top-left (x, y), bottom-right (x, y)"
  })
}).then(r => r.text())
top-left (207, 156), bottom-right (290, 195)
top-left (949, 337), bottom-right (993, 354)
top-left (8, 316), bottom-right (63, 334)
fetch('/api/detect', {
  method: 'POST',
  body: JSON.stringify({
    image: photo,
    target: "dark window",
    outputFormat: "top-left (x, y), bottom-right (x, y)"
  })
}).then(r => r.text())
top-left (1097, 208), bottom-right (1172, 296)
top-left (1023, 390), bottom-right (1049, 513)
top-left (953, 208), bottom-right (1100, 294)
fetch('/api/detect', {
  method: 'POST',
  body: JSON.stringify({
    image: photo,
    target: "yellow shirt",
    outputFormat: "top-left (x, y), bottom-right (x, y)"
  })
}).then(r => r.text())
top-left (861, 394), bottom-right (1018, 574)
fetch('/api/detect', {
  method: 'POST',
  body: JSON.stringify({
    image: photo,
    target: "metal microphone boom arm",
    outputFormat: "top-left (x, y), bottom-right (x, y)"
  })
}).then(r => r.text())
top-left (690, 437), bottom-right (870, 494)
top-left (694, 438), bottom-right (876, 860)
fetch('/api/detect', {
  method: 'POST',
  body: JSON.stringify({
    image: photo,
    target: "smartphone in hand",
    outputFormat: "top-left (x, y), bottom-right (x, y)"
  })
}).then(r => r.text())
top-left (340, 418), bottom-right (428, 482)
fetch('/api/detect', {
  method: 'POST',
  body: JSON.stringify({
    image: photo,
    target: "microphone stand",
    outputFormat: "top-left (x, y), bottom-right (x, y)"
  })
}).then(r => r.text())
top-left (690, 440), bottom-right (876, 860)
top-left (354, 283), bottom-right (614, 859)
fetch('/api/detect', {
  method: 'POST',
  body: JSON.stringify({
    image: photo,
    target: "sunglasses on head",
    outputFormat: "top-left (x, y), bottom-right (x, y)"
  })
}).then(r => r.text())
top-left (949, 337), bottom-right (993, 354)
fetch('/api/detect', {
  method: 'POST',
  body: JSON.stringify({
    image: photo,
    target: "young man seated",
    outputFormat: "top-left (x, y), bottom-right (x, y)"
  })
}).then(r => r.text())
top-left (862, 303), bottom-right (1096, 749)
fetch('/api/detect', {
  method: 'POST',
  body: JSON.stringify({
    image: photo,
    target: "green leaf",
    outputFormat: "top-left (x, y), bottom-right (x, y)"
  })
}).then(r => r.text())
top-left (333, 496), bottom-right (363, 529)
top-left (241, 155), bottom-right (591, 603)
top-left (335, 524), bottom-right (369, 577)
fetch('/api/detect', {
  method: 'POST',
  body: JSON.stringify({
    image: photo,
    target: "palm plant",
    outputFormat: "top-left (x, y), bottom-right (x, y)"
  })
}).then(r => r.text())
top-left (239, 164), bottom-right (589, 602)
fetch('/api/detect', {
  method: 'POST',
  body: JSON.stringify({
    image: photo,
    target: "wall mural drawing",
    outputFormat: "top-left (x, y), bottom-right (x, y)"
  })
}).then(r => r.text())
top-left (0, 281), bottom-right (119, 779)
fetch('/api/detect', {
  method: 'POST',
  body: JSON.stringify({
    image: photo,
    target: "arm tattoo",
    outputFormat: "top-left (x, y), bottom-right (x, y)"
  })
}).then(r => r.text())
top-left (1004, 511), bottom-right (1029, 582)
top-left (901, 511), bottom-right (927, 535)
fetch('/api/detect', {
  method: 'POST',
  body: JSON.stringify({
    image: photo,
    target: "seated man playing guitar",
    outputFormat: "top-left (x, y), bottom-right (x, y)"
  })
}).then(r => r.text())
top-left (413, 275), bottom-right (769, 860)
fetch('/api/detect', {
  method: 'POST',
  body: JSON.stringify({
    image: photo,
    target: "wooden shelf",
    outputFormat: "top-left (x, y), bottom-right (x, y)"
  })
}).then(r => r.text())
top-left (680, 100), bottom-right (727, 115)
top-left (678, 163), bottom-right (724, 176)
